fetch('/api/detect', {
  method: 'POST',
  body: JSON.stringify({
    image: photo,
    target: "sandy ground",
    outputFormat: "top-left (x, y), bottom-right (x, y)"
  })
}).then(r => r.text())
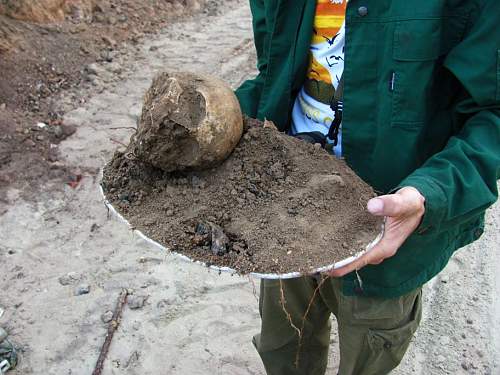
top-left (1, 1), bottom-right (499, 374)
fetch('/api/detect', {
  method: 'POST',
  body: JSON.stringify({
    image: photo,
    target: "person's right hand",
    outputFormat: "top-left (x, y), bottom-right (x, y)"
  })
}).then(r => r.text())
top-left (329, 186), bottom-right (425, 277)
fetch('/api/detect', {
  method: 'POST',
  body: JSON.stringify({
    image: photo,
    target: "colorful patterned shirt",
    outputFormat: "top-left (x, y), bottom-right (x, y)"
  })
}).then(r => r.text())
top-left (291, 0), bottom-right (347, 157)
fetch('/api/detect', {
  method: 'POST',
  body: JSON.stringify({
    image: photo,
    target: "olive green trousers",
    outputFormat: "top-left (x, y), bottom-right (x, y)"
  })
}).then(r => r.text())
top-left (254, 276), bottom-right (422, 375)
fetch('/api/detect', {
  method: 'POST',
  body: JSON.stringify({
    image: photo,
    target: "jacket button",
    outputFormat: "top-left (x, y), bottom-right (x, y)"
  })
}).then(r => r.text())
top-left (384, 341), bottom-right (392, 350)
top-left (417, 225), bottom-right (431, 235)
top-left (358, 6), bottom-right (368, 17)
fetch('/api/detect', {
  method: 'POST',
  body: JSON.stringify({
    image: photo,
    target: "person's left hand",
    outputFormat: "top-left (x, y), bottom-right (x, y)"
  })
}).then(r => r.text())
top-left (328, 186), bottom-right (426, 277)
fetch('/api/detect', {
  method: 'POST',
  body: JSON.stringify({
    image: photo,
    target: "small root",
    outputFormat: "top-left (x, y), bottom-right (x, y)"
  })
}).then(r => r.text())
top-left (294, 275), bottom-right (331, 368)
top-left (279, 279), bottom-right (302, 341)
top-left (109, 126), bottom-right (137, 131)
top-left (104, 201), bottom-right (110, 220)
top-left (248, 275), bottom-right (259, 303)
top-left (109, 138), bottom-right (128, 147)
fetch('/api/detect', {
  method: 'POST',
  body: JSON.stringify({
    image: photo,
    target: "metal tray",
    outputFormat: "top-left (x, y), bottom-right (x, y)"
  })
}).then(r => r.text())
top-left (100, 184), bottom-right (384, 279)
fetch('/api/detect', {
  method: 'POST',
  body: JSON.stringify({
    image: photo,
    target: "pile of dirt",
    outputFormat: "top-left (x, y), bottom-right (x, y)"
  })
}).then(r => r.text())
top-left (0, 0), bottom-right (216, 205)
top-left (102, 117), bottom-right (383, 275)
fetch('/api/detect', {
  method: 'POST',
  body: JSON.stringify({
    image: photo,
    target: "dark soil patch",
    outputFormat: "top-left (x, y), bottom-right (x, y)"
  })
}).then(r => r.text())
top-left (102, 117), bottom-right (383, 275)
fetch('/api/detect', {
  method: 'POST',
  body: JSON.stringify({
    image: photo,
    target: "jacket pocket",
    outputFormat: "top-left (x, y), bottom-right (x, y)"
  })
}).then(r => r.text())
top-left (391, 17), bottom-right (466, 129)
top-left (393, 19), bottom-right (443, 62)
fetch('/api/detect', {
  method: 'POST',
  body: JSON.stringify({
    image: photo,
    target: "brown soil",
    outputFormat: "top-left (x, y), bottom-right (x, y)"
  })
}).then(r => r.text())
top-left (0, 0), bottom-right (215, 205)
top-left (102, 117), bottom-right (383, 275)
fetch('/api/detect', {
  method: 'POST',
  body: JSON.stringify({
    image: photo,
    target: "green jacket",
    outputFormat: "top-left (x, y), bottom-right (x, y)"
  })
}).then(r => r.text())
top-left (236, 0), bottom-right (500, 297)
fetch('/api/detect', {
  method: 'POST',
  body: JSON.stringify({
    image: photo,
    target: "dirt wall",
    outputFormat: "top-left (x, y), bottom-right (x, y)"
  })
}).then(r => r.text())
top-left (0, 0), bottom-right (97, 23)
top-left (0, 0), bottom-right (94, 52)
top-left (0, 17), bottom-right (16, 52)
top-left (0, 0), bottom-right (67, 23)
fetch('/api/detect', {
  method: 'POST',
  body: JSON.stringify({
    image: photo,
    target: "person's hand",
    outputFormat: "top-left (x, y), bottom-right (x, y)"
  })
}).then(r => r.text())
top-left (328, 186), bottom-right (425, 277)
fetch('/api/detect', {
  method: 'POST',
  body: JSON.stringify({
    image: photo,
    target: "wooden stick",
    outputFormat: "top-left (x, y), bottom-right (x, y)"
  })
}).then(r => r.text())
top-left (92, 289), bottom-right (129, 375)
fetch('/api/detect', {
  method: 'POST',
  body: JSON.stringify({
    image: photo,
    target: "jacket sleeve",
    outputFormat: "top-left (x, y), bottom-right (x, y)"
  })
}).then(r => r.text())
top-left (398, 0), bottom-right (500, 233)
top-left (235, 0), bottom-right (269, 117)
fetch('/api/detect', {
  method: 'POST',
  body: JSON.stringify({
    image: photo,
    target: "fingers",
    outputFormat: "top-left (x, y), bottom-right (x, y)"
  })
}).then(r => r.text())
top-left (367, 187), bottom-right (425, 217)
top-left (328, 256), bottom-right (364, 277)
top-left (329, 187), bottom-right (426, 278)
top-left (367, 194), bottom-right (405, 217)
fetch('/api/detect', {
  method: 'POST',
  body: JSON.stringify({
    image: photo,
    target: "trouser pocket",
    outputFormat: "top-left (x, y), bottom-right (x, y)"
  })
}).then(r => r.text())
top-left (364, 291), bottom-right (422, 374)
top-left (338, 288), bottom-right (423, 375)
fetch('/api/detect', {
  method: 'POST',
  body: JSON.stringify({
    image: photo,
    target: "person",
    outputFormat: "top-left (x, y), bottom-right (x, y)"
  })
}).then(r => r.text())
top-left (235, 0), bottom-right (500, 374)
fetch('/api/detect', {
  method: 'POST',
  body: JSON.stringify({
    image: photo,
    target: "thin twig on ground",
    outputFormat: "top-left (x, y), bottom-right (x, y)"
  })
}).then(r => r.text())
top-left (92, 289), bottom-right (129, 375)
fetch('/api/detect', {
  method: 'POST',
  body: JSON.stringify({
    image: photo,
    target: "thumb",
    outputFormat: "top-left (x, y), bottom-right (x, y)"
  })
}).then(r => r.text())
top-left (367, 194), bottom-right (405, 217)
